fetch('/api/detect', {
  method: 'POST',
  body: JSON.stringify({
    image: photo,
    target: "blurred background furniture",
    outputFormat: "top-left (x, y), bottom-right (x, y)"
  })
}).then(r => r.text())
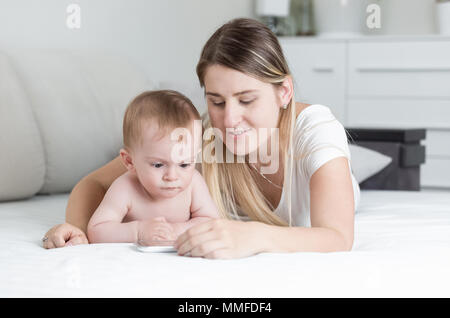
top-left (346, 128), bottom-right (426, 191)
top-left (280, 36), bottom-right (450, 189)
top-left (0, 49), bottom-right (152, 201)
top-left (255, 0), bottom-right (292, 35)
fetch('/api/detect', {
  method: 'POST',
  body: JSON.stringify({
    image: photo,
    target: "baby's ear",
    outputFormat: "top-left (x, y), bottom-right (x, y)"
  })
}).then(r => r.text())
top-left (119, 148), bottom-right (135, 172)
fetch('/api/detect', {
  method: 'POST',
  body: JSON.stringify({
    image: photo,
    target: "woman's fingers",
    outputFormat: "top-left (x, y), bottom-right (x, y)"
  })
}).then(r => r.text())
top-left (42, 223), bottom-right (88, 249)
top-left (176, 226), bottom-right (221, 256)
top-left (57, 223), bottom-right (86, 247)
top-left (42, 224), bottom-right (60, 248)
top-left (65, 235), bottom-right (88, 247)
top-left (187, 239), bottom-right (228, 258)
top-left (174, 219), bottom-right (255, 259)
top-left (204, 248), bottom-right (230, 259)
top-left (174, 219), bottom-right (215, 248)
top-left (43, 239), bottom-right (55, 249)
top-left (50, 229), bottom-right (68, 248)
top-left (43, 235), bottom-right (64, 249)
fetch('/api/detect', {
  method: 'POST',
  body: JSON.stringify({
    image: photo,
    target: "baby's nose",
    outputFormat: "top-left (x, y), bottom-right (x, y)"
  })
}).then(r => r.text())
top-left (163, 166), bottom-right (178, 181)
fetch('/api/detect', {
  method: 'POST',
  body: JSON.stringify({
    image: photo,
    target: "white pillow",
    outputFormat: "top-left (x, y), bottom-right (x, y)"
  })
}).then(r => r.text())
top-left (7, 49), bottom-right (154, 194)
top-left (0, 51), bottom-right (45, 201)
top-left (349, 144), bottom-right (392, 183)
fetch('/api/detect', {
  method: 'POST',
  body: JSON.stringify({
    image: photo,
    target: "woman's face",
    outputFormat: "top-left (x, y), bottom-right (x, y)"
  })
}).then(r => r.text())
top-left (204, 64), bottom-right (288, 157)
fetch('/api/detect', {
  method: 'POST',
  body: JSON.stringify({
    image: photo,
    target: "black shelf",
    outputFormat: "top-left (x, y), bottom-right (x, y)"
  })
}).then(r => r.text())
top-left (345, 128), bottom-right (426, 144)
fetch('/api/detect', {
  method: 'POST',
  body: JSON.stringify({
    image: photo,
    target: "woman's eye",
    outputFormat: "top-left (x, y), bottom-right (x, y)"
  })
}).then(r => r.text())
top-left (240, 99), bottom-right (254, 105)
top-left (211, 100), bottom-right (225, 106)
top-left (152, 163), bottom-right (164, 168)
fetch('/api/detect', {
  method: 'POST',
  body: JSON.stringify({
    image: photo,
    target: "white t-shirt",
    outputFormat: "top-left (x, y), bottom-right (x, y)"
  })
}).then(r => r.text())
top-left (233, 104), bottom-right (361, 227)
top-left (274, 104), bottom-right (360, 227)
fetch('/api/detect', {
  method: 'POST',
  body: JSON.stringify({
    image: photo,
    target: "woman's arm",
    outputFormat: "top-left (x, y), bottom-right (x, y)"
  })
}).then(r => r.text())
top-left (261, 156), bottom-right (355, 253)
top-left (66, 156), bottom-right (128, 234)
top-left (174, 157), bottom-right (355, 258)
top-left (43, 156), bottom-right (128, 248)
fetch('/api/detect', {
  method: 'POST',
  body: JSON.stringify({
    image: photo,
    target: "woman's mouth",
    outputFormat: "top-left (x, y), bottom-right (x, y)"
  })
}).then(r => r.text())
top-left (228, 128), bottom-right (251, 139)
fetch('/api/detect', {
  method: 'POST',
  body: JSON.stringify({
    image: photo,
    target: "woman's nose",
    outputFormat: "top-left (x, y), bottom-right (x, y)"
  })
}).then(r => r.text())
top-left (223, 103), bottom-right (242, 128)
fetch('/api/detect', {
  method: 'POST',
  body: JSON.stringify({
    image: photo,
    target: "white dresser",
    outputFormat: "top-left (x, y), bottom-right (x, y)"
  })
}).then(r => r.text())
top-left (280, 35), bottom-right (450, 189)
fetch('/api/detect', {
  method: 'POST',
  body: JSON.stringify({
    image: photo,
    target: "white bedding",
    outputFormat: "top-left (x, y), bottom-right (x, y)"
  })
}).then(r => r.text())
top-left (1, 190), bottom-right (450, 297)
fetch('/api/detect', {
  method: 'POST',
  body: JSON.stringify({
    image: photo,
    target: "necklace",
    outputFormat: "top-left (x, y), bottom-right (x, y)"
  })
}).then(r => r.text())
top-left (249, 163), bottom-right (283, 189)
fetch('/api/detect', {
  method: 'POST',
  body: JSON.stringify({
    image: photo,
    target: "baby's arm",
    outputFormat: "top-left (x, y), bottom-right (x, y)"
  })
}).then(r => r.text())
top-left (171, 170), bottom-right (221, 237)
top-left (87, 176), bottom-right (138, 243)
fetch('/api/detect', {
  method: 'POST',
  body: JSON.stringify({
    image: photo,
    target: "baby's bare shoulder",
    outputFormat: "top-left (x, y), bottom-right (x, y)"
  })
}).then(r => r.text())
top-left (190, 169), bottom-right (209, 194)
top-left (191, 169), bottom-right (205, 185)
top-left (109, 172), bottom-right (140, 192)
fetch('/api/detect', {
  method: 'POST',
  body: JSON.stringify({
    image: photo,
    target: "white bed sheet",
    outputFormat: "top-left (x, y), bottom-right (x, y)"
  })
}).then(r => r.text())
top-left (1, 190), bottom-right (449, 297)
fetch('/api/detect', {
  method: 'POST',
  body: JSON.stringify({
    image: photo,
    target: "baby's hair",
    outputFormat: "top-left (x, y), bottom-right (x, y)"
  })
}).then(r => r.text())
top-left (123, 90), bottom-right (201, 149)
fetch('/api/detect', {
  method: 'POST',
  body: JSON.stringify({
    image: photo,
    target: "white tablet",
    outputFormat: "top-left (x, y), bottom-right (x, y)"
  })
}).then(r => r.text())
top-left (135, 241), bottom-right (177, 253)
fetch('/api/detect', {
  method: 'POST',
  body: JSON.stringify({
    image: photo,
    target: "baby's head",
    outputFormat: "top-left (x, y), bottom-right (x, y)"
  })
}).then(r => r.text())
top-left (120, 90), bottom-right (201, 199)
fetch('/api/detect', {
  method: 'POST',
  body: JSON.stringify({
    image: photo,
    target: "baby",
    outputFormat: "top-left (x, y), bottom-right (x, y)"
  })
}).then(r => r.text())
top-left (87, 90), bottom-right (220, 246)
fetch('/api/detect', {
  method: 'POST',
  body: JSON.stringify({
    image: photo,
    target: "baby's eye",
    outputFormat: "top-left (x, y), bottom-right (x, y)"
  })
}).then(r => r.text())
top-left (152, 163), bottom-right (164, 168)
top-left (180, 163), bottom-right (191, 168)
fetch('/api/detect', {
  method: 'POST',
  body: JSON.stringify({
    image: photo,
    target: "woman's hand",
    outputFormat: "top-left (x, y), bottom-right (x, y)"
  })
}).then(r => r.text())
top-left (42, 223), bottom-right (89, 249)
top-left (137, 217), bottom-right (176, 245)
top-left (174, 219), bottom-right (266, 259)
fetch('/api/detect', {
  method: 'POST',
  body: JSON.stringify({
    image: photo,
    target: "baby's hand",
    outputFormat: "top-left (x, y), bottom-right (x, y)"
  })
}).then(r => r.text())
top-left (137, 217), bottom-right (176, 245)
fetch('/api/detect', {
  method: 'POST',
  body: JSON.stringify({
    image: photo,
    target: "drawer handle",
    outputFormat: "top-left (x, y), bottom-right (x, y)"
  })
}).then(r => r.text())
top-left (356, 66), bottom-right (450, 72)
top-left (312, 66), bottom-right (334, 72)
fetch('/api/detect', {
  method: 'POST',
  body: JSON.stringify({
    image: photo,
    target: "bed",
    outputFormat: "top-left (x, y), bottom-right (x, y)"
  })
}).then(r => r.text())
top-left (1, 189), bottom-right (449, 298)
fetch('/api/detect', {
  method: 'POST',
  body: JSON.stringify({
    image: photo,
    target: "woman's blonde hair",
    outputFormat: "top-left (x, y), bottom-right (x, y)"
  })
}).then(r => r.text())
top-left (196, 18), bottom-right (297, 226)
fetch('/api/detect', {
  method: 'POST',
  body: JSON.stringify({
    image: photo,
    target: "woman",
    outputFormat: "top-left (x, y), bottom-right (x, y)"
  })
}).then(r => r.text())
top-left (43, 18), bottom-right (360, 259)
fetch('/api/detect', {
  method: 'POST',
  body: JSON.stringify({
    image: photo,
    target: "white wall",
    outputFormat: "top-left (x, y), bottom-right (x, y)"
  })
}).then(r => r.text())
top-left (0, 0), bottom-right (255, 86)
